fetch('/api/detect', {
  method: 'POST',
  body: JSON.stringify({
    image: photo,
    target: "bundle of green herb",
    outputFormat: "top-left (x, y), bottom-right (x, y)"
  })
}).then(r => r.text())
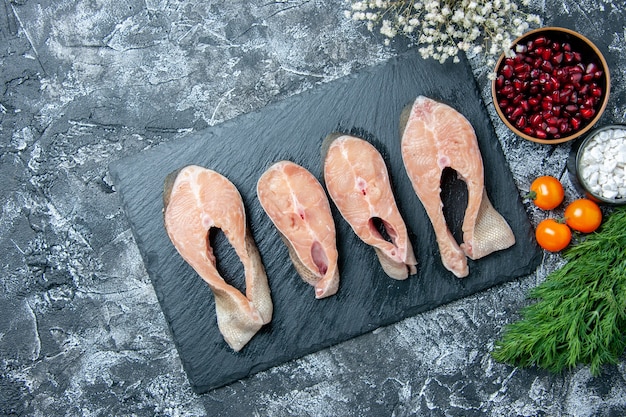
top-left (492, 206), bottom-right (626, 375)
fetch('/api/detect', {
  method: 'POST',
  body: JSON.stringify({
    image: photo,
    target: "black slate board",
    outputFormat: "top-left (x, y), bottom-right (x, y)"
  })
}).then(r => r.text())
top-left (109, 50), bottom-right (542, 394)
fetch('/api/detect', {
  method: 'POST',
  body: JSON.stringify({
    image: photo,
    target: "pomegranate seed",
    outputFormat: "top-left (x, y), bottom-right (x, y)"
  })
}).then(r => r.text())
top-left (511, 107), bottom-right (524, 119)
top-left (535, 129), bottom-right (548, 139)
top-left (563, 42), bottom-right (572, 52)
top-left (586, 62), bottom-right (598, 74)
top-left (528, 96), bottom-right (540, 107)
top-left (516, 115), bottom-right (527, 128)
top-left (521, 100), bottom-right (530, 112)
top-left (530, 113), bottom-right (543, 127)
top-left (569, 64), bottom-right (583, 74)
top-left (499, 99), bottom-right (509, 108)
top-left (584, 97), bottom-right (596, 108)
top-left (581, 107), bottom-right (596, 119)
top-left (546, 116), bottom-right (559, 126)
top-left (571, 117), bottom-right (582, 129)
top-left (535, 36), bottom-right (548, 46)
top-left (591, 86), bottom-right (603, 97)
top-left (546, 126), bottom-right (559, 135)
top-left (565, 104), bottom-right (578, 113)
top-left (579, 84), bottom-right (589, 95)
top-left (541, 60), bottom-right (553, 73)
top-left (582, 73), bottom-right (594, 82)
top-left (502, 64), bottom-right (514, 79)
top-left (501, 85), bottom-right (514, 96)
top-left (570, 72), bottom-right (582, 84)
top-left (552, 52), bottom-right (564, 64)
top-left (594, 70), bottom-right (604, 79)
top-left (523, 127), bottom-right (535, 136)
top-left (541, 48), bottom-right (552, 61)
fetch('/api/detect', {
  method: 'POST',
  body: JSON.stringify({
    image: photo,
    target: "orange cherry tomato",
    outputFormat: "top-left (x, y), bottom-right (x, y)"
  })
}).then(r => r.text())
top-left (564, 198), bottom-right (602, 233)
top-left (535, 218), bottom-right (572, 252)
top-left (528, 176), bottom-right (565, 210)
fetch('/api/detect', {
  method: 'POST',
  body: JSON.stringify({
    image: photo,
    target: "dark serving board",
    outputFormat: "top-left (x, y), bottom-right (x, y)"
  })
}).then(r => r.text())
top-left (109, 50), bottom-right (542, 394)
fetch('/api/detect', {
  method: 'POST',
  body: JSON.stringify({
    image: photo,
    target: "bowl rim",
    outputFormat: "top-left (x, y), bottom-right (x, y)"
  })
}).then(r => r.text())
top-left (491, 26), bottom-right (611, 145)
top-left (574, 123), bottom-right (626, 205)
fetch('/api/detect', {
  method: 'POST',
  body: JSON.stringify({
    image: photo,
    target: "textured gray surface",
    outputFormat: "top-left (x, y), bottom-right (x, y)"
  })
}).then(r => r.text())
top-left (1, 0), bottom-right (625, 416)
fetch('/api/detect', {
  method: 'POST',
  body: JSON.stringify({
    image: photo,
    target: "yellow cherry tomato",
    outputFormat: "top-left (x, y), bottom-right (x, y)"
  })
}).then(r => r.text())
top-left (535, 218), bottom-right (571, 252)
top-left (528, 176), bottom-right (565, 210)
top-left (564, 198), bottom-right (602, 233)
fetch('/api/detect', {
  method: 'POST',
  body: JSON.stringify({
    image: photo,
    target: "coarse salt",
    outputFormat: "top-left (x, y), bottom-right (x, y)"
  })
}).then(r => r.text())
top-left (579, 127), bottom-right (626, 201)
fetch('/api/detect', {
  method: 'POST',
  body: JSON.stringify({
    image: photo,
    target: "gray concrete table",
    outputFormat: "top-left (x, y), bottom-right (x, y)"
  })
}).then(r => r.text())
top-left (1, 1), bottom-right (625, 416)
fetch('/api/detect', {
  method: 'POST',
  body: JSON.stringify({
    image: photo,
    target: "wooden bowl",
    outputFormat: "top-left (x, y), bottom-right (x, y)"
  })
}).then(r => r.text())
top-left (492, 27), bottom-right (610, 144)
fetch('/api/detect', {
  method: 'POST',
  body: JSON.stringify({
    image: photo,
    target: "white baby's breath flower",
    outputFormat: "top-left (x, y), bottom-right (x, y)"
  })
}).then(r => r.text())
top-left (346, 0), bottom-right (541, 64)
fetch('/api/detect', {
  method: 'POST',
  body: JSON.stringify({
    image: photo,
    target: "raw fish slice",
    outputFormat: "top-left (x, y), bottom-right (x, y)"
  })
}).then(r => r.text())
top-left (257, 161), bottom-right (340, 299)
top-left (323, 134), bottom-right (418, 279)
top-left (400, 96), bottom-right (515, 278)
top-left (163, 165), bottom-right (272, 351)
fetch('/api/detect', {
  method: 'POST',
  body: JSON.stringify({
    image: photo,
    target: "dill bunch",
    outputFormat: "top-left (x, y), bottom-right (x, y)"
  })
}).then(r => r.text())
top-left (492, 206), bottom-right (626, 376)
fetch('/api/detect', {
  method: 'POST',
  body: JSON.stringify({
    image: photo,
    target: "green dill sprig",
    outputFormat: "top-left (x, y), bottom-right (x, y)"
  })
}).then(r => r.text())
top-left (492, 206), bottom-right (626, 376)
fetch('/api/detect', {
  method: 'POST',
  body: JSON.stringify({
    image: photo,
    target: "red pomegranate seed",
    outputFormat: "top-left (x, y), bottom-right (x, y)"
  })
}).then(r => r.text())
top-left (586, 62), bottom-right (598, 74)
top-left (541, 60), bottom-right (553, 73)
top-left (571, 117), bottom-right (582, 129)
top-left (565, 104), bottom-right (578, 113)
top-left (516, 115), bottom-right (527, 128)
top-left (581, 107), bottom-right (596, 119)
top-left (546, 116), bottom-right (559, 126)
top-left (535, 36), bottom-right (548, 46)
top-left (569, 72), bottom-right (582, 84)
top-left (584, 97), bottom-right (597, 108)
top-left (530, 113), bottom-right (543, 127)
top-left (502, 64), bottom-right (514, 79)
top-left (521, 100), bottom-right (530, 112)
top-left (501, 85), bottom-right (514, 96)
top-left (552, 52), bottom-right (564, 64)
top-left (563, 42), bottom-right (572, 52)
top-left (546, 126), bottom-right (559, 135)
top-left (511, 107), bottom-right (524, 119)
top-left (535, 129), bottom-right (548, 139)
top-left (528, 96), bottom-right (540, 107)
top-left (591, 86), bottom-right (603, 97)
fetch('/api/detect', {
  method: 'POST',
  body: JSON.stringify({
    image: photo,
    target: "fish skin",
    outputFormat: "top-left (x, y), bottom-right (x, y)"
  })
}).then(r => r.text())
top-left (163, 165), bottom-right (272, 352)
top-left (257, 161), bottom-right (340, 299)
top-left (400, 96), bottom-right (515, 278)
top-left (323, 134), bottom-right (418, 280)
